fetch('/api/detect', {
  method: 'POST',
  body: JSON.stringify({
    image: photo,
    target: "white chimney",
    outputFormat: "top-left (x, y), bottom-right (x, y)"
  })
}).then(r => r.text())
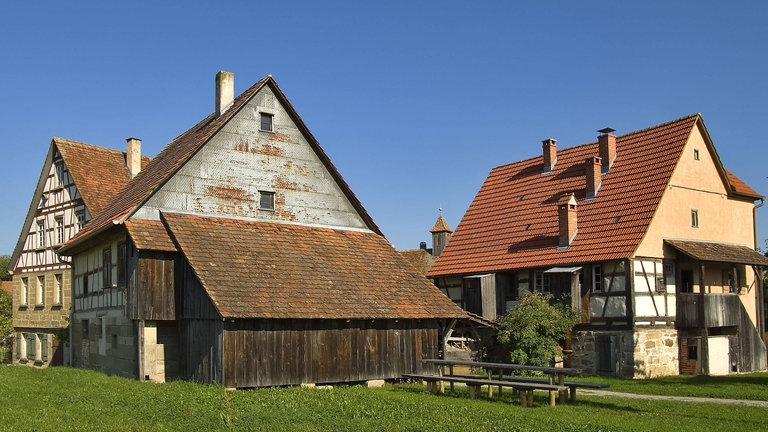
top-left (126, 138), bottom-right (141, 178)
top-left (215, 70), bottom-right (235, 116)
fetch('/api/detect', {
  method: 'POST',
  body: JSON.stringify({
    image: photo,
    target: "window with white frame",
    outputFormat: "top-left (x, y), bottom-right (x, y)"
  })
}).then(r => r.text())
top-left (37, 220), bottom-right (45, 248)
top-left (21, 277), bottom-right (28, 306)
top-left (54, 274), bottom-right (62, 305)
top-left (259, 190), bottom-right (275, 211)
top-left (75, 208), bottom-right (86, 231)
top-left (55, 216), bottom-right (64, 245)
top-left (36, 275), bottom-right (45, 306)
top-left (593, 265), bottom-right (603, 292)
top-left (691, 209), bottom-right (699, 228)
top-left (534, 270), bottom-right (550, 293)
top-left (260, 112), bottom-right (274, 132)
top-left (55, 161), bottom-right (65, 187)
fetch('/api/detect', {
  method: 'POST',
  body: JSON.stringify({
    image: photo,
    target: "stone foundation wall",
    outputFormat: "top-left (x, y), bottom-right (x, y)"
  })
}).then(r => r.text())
top-left (71, 309), bottom-right (136, 378)
top-left (632, 328), bottom-right (678, 378)
top-left (571, 327), bottom-right (678, 378)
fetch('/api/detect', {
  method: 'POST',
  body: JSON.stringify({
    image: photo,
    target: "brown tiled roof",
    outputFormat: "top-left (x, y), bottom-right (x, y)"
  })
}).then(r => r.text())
top-left (430, 215), bottom-right (453, 233)
top-left (54, 137), bottom-right (151, 216)
top-left (161, 212), bottom-right (466, 320)
top-left (60, 75), bottom-right (380, 255)
top-left (429, 114), bottom-right (703, 277)
top-left (398, 249), bottom-right (437, 276)
top-left (125, 219), bottom-right (177, 252)
top-left (665, 240), bottom-right (768, 266)
top-left (1, 281), bottom-right (12, 294)
top-left (725, 169), bottom-right (763, 199)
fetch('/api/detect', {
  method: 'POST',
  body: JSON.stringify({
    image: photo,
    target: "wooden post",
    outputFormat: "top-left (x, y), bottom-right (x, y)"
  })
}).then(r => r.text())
top-left (558, 373), bottom-right (566, 403)
top-left (486, 369), bottom-right (493, 398)
top-left (438, 365), bottom-right (445, 394)
top-left (449, 365), bottom-right (454, 391)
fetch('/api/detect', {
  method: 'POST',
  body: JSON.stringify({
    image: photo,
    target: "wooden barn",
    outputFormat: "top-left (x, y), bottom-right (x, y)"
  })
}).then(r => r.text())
top-left (59, 71), bottom-right (466, 386)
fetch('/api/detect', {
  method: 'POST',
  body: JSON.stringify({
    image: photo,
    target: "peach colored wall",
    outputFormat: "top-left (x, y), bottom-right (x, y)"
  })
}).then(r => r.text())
top-left (635, 123), bottom-right (759, 324)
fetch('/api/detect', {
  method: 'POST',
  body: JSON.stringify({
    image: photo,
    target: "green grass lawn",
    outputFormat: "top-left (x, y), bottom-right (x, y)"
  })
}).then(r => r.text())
top-left (579, 372), bottom-right (768, 401)
top-left (1, 366), bottom-right (766, 432)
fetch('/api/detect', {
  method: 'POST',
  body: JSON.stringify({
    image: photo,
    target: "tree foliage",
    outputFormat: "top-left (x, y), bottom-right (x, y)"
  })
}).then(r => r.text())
top-left (0, 290), bottom-right (12, 363)
top-left (496, 291), bottom-right (580, 368)
top-left (0, 255), bottom-right (11, 281)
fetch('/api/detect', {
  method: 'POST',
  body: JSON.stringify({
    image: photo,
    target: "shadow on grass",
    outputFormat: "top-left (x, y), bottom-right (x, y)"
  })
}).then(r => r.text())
top-left (392, 384), bottom-right (648, 412)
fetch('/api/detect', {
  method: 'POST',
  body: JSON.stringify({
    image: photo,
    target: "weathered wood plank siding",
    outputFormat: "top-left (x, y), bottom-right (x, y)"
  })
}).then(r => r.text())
top-left (219, 319), bottom-right (439, 388)
top-left (676, 294), bottom-right (741, 328)
top-left (179, 319), bottom-right (223, 384)
top-left (137, 252), bottom-right (175, 320)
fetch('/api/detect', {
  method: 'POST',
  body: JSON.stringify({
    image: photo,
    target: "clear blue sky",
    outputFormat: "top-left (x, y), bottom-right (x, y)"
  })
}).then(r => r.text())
top-left (1, 1), bottom-right (767, 255)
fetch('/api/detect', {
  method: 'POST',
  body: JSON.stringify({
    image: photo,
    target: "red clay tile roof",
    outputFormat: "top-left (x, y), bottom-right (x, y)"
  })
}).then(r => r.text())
top-left (60, 75), bottom-right (380, 255)
top-left (161, 212), bottom-right (466, 320)
top-left (398, 249), bottom-right (437, 276)
top-left (125, 219), bottom-right (177, 252)
top-left (1, 281), bottom-right (12, 295)
top-left (725, 169), bottom-right (763, 199)
top-left (54, 137), bottom-right (151, 216)
top-left (429, 114), bottom-right (704, 277)
top-left (430, 215), bottom-right (453, 233)
top-left (665, 240), bottom-right (768, 266)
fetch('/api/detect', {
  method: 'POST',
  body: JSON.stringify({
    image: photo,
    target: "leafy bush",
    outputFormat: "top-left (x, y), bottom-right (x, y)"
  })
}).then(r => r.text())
top-left (496, 291), bottom-right (580, 367)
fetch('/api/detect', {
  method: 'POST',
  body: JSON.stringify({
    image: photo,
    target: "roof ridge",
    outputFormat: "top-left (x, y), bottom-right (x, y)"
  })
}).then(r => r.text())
top-left (489, 113), bottom-right (700, 172)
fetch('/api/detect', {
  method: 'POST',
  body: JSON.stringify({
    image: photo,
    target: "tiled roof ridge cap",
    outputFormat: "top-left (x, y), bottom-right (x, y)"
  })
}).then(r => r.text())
top-left (489, 113), bottom-right (700, 172)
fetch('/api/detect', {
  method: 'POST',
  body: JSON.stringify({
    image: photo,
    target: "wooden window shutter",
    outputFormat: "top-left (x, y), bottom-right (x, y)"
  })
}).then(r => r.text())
top-left (41, 334), bottom-right (48, 362)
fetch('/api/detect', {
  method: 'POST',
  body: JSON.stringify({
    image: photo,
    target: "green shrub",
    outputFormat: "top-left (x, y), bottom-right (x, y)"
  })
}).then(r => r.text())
top-left (496, 291), bottom-right (579, 368)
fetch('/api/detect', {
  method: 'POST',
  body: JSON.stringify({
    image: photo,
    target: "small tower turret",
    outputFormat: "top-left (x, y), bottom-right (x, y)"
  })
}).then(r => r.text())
top-left (430, 209), bottom-right (453, 257)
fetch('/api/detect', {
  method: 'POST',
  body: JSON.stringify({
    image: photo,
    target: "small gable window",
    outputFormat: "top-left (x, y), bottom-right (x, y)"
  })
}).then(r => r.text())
top-left (259, 191), bottom-right (275, 211)
top-left (693, 149), bottom-right (700, 160)
top-left (691, 209), bottom-right (699, 228)
top-left (260, 112), bottom-right (274, 132)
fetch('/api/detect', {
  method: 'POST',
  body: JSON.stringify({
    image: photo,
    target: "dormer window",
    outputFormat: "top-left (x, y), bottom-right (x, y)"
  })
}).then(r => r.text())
top-left (260, 112), bottom-right (274, 132)
top-left (259, 190), bottom-right (275, 211)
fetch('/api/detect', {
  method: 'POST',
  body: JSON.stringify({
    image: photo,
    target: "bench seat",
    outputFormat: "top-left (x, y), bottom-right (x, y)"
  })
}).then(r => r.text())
top-left (402, 373), bottom-right (566, 407)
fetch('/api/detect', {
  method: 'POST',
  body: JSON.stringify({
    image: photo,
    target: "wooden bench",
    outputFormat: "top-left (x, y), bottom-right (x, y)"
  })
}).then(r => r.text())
top-left (403, 373), bottom-right (567, 407)
top-left (450, 374), bottom-right (609, 402)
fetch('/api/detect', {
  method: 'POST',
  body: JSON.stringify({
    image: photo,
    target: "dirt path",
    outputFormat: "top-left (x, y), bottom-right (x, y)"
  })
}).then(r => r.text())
top-left (579, 389), bottom-right (768, 408)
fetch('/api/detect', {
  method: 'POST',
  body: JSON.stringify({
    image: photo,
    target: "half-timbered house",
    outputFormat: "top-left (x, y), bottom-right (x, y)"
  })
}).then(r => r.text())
top-left (58, 71), bottom-right (466, 386)
top-left (428, 115), bottom-right (768, 377)
top-left (9, 137), bottom-right (149, 367)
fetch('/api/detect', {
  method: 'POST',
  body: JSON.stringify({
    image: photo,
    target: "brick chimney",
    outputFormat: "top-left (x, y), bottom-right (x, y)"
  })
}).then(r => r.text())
top-left (558, 193), bottom-right (578, 248)
top-left (126, 138), bottom-right (141, 179)
top-left (585, 156), bottom-right (602, 200)
top-left (542, 138), bottom-right (557, 174)
top-left (215, 70), bottom-right (235, 116)
top-left (598, 128), bottom-right (616, 174)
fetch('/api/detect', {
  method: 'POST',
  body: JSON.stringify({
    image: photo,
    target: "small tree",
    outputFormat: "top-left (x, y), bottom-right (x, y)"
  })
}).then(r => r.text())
top-left (496, 291), bottom-right (580, 368)
top-left (0, 255), bottom-right (11, 281)
top-left (0, 290), bottom-right (12, 363)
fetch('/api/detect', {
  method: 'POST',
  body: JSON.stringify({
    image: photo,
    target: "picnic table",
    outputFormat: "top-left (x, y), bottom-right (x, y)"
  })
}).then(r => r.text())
top-left (403, 359), bottom-right (607, 407)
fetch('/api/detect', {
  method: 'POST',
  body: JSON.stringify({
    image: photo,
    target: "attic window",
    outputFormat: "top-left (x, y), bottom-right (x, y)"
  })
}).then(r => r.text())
top-left (520, 195), bottom-right (526, 201)
top-left (693, 149), bottom-right (700, 160)
top-left (614, 216), bottom-right (622, 223)
top-left (260, 112), bottom-right (274, 132)
top-left (525, 224), bottom-right (531, 231)
top-left (259, 190), bottom-right (275, 211)
top-left (691, 209), bottom-right (699, 228)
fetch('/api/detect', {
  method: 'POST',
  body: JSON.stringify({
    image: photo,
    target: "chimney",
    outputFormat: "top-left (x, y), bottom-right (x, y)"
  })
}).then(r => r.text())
top-left (558, 193), bottom-right (578, 248)
top-left (215, 70), bottom-right (235, 116)
top-left (126, 138), bottom-right (141, 178)
top-left (542, 138), bottom-right (557, 174)
top-left (419, 241), bottom-right (428, 250)
top-left (585, 156), bottom-right (602, 200)
top-left (598, 128), bottom-right (616, 174)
